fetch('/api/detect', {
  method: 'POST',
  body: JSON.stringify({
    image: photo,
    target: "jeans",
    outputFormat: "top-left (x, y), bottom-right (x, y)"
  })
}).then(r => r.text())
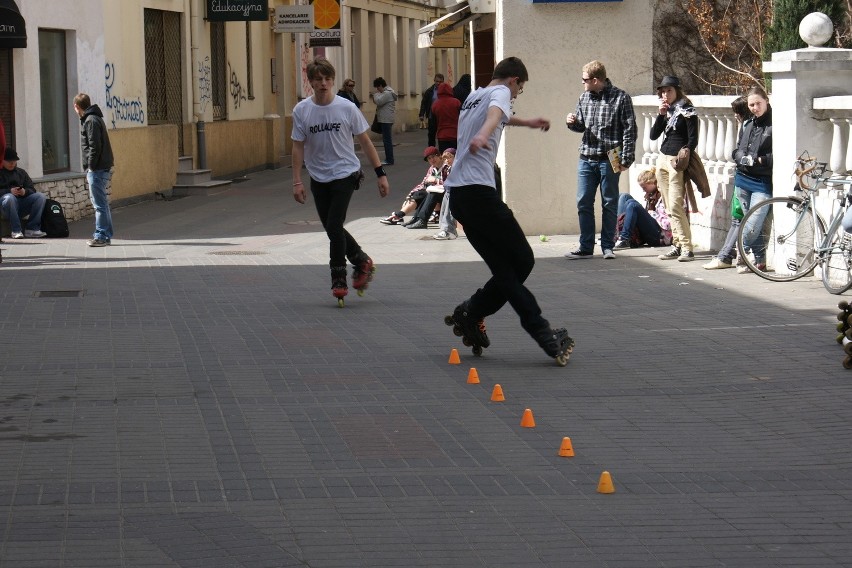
top-left (738, 187), bottom-right (772, 263)
top-left (87, 169), bottom-right (114, 240)
top-left (617, 193), bottom-right (662, 245)
top-left (450, 185), bottom-right (549, 335)
top-left (438, 188), bottom-right (457, 234)
top-left (310, 174), bottom-right (365, 268)
top-left (380, 122), bottom-right (394, 165)
top-left (577, 157), bottom-right (620, 252)
top-left (1, 192), bottom-right (47, 233)
top-left (716, 218), bottom-right (740, 263)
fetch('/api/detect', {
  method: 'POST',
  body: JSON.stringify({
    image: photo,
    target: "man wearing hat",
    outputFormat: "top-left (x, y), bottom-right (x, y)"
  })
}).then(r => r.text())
top-left (565, 60), bottom-right (637, 260)
top-left (0, 148), bottom-right (47, 239)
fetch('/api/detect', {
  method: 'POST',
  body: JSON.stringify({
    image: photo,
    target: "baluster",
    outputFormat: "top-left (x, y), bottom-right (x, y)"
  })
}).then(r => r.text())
top-left (697, 115), bottom-right (707, 161)
top-left (642, 113), bottom-right (652, 165)
top-left (723, 115), bottom-right (736, 171)
top-left (714, 115), bottom-right (726, 171)
top-left (845, 119), bottom-right (852, 175)
top-left (704, 115), bottom-right (716, 166)
top-left (829, 118), bottom-right (844, 176)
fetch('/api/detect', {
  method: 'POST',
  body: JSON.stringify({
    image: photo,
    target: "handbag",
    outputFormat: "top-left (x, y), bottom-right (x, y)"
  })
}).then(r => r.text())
top-left (371, 115), bottom-right (382, 134)
top-left (671, 147), bottom-right (690, 172)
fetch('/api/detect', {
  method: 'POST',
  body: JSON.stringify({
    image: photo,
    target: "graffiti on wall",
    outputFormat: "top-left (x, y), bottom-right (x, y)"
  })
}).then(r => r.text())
top-left (104, 63), bottom-right (145, 128)
top-left (228, 62), bottom-right (247, 109)
top-left (198, 56), bottom-right (211, 113)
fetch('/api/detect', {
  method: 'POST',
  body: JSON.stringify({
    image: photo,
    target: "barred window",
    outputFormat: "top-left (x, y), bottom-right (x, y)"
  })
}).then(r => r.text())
top-left (211, 21), bottom-right (227, 121)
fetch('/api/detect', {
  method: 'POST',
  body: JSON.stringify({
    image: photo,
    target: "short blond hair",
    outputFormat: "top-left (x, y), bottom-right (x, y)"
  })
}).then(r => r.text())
top-left (582, 61), bottom-right (606, 81)
top-left (637, 168), bottom-right (656, 185)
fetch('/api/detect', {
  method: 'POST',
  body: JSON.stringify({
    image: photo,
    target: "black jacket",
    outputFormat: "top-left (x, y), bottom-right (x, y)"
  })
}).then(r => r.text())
top-left (650, 102), bottom-right (699, 156)
top-left (733, 107), bottom-right (772, 178)
top-left (80, 105), bottom-right (114, 172)
top-left (419, 84), bottom-right (439, 118)
top-left (0, 166), bottom-right (35, 196)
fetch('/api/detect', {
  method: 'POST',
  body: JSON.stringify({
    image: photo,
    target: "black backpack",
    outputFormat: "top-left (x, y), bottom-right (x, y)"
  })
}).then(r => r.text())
top-left (41, 199), bottom-right (69, 238)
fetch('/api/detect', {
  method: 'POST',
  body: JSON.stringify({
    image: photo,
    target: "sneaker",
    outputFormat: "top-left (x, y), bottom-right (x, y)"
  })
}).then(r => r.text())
top-left (564, 248), bottom-right (593, 259)
top-left (24, 229), bottom-right (47, 238)
top-left (380, 213), bottom-right (404, 225)
top-left (658, 246), bottom-right (681, 260)
top-left (613, 239), bottom-right (630, 250)
top-left (406, 219), bottom-right (428, 230)
top-left (738, 261), bottom-right (766, 274)
top-left (703, 258), bottom-right (733, 270)
top-left (603, 248), bottom-right (616, 260)
top-left (433, 230), bottom-right (457, 240)
top-left (678, 250), bottom-right (695, 262)
top-left (87, 238), bottom-right (109, 247)
top-left (11, 232), bottom-right (23, 239)
top-left (401, 217), bottom-right (419, 227)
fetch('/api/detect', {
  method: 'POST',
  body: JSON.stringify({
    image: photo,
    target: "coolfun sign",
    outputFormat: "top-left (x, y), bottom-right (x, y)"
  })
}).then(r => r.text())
top-left (206, 0), bottom-right (269, 22)
top-left (309, 0), bottom-right (341, 47)
top-left (274, 5), bottom-right (314, 33)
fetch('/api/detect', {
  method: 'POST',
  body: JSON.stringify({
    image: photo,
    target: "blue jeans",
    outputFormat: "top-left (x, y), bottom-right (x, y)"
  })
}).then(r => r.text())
top-left (577, 157), bottom-right (620, 252)
top-left (87, 169), bottom-right (114, 240)
top-left (1, 192), bottom-right (47, 232)
top-left (380, 123), bottom-right (394, 165)
top-left (716, 218), bottom-right (740, 263)
top-left (617, 193), bottom-right (662, 245)
top-left (738, 187), bottom-right (772, 263)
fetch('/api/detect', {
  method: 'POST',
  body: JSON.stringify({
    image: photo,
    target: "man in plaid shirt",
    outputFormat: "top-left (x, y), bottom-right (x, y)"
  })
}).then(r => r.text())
top-left (564, 60), bottom-right (636, 260)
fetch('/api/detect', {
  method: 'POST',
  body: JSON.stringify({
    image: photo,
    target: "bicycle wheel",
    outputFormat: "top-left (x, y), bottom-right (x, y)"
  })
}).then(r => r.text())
top-left (736, 196), bottom-right (824, 282)
top-left (821, 222), bottom-right (852, 294)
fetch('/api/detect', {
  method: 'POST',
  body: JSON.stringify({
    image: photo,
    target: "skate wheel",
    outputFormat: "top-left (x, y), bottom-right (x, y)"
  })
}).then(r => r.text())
top-left (444, 315), bottom-right (455, 326)
top-left (472, 346), bottom-right (483, 357)
top-left (846, 329), bottom-right (852, 340)
top-left (838, 334), bottom-right (846, 345)
top-left (357, 289), bottom-right (365, 297)
top-left (839, 311), bottom-right (849, 322)
top-left (337, 298), bottom-right (345, 308)
top-left (453, 326), bottom-right (463, 337)
top-left (555, 353), bottom-right (570, 366)
top-left (844, 342), bottom-right (852, 355)
top-left (462, 336), bottom-right (472, 347)
top-left (844, 356), bottom-right (852, 370)
top-left (838, 322), bottom-right (846, 332)
top-left (840, 300), bottom-right (849, 310)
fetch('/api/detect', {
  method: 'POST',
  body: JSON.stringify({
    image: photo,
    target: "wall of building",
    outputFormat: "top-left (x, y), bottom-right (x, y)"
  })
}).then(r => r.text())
top-left (496, 0), bottom-right (655, 235)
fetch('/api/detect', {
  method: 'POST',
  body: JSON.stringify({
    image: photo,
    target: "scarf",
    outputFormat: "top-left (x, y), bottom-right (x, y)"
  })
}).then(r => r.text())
top-left (664, 99), bottom-right (696, 133)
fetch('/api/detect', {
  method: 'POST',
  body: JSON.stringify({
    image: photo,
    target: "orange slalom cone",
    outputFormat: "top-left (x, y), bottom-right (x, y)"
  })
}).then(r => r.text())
top-left (448, 348), bottom-right (461, 365)
top-left (558, 437), bottom-right (575, 457)
top-left (597, 471), bottom-right (615, 494)
top-left (520, 408), bottom-right (536, 428)
top-left (490, 384), bottom-right (505, 402)
top-left (467, 368), bottom-right (480, 384)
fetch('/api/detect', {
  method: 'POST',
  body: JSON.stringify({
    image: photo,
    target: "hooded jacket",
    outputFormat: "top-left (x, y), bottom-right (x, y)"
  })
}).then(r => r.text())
top-left (79, 104), bottom-right (114, 172)
top-left (372, 87), bottom-right (398, 124)
top-left (431, 83), bottom-right (461, 142)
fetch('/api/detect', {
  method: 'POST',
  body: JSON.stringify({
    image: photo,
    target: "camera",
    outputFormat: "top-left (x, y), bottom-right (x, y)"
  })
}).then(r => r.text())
top-left (739, 156), bottom-right (754, 167)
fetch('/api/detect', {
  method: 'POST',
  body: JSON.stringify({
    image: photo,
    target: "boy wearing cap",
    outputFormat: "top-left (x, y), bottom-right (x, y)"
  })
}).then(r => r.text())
top-left (379, 146), bottom-right (443, 226)
top-left (443, 57), bottom-right (574, 365)
top-left (0, 148), bottom-right (47, 239)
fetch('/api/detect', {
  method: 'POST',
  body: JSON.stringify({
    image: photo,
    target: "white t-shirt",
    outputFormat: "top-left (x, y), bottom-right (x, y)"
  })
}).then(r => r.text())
top-left (291, 96), bottom-right (369, 183)
top-left (444, 85), bottom-right (512, 190)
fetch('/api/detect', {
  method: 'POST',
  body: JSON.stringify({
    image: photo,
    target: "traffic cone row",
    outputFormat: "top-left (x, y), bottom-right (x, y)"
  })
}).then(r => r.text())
top-left (448, 349), bottom-right (614, 494)
top-left (835, 301), bottom-right (852, 369)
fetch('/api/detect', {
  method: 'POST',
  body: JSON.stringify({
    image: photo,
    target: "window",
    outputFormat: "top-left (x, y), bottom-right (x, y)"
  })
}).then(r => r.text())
top-left (210, 21), bottom-right (227, 120)
top-left (39, 30), bottom-right (69, 173)
top-left (0, 49), bottom-right (14, 150)
top-left (245, 22), bottom-right (254, 100)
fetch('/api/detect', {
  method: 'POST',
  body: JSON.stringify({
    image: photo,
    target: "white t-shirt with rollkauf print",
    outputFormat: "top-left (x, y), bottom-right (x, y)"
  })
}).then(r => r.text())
top-left (291, 96), bottom-right (370, 183)
top-left (444, 84), bottom-right (512, 190)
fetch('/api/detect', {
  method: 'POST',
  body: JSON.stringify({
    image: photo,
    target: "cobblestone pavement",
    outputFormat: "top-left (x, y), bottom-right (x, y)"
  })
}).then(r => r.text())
top-left (1, 131), bottom-right (851, 567)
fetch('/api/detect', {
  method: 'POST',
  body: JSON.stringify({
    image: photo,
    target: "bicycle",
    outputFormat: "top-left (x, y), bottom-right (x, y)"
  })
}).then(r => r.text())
top-left (735, 152), bottom-right (852, 294)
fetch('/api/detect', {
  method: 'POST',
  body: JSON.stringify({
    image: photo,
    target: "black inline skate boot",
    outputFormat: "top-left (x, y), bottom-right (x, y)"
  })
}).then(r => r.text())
top-left (444, 301), bottom-right (489, 356)
top-left (532, 326), bottom-right (574, 366)
top-left (331, 266), bottom-right (348, 308)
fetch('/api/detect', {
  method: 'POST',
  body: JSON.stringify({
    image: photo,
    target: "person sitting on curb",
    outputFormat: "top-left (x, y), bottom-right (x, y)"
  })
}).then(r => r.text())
top-left (379, 146), bottom-right (443, 225)
top-left (0, 148), bottom-right (47, 239)
top-left (405, 148), bottom-right (456, 230)
top-left (614, 168), bottom-right (673, 249)
top-left (433, 148), bottom-right (459, 240)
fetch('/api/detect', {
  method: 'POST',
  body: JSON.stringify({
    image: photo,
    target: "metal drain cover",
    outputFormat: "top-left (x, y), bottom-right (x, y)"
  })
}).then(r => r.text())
top-left (208, 250), bottom-right (268, 256)
top-left (34, 290), bottom-right (85, 298)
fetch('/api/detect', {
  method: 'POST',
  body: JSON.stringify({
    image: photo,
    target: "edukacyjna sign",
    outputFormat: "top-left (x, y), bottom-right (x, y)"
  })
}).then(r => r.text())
top-left (206, 0), bottom-right (269, 22)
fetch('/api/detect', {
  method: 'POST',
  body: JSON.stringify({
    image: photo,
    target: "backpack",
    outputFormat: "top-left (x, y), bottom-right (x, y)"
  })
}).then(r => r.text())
top-left (41, 199), bottom-right (69, 238)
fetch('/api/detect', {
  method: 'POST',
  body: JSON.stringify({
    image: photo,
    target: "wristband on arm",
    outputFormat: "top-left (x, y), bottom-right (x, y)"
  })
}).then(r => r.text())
top-left (374, 166), bottom-right (387, 178)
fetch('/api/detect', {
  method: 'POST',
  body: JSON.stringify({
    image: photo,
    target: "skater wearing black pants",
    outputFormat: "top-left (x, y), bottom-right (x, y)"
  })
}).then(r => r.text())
top-left (291, 57), bottom-right (390, 306)
top-left (443, 57), bottom-right (573, 365)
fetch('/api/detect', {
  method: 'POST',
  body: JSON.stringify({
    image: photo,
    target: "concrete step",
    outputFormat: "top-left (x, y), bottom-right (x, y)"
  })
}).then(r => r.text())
top-left (177, 156), bottom-right (194, 172)
top-left (171, 179), bottom-right (232, 197)
top-left (176, 169), bottom-right (213, 185)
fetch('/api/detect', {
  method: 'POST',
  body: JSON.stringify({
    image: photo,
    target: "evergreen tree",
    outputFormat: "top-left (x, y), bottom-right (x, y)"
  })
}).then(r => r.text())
top-left (764, 0), bottom-right (851, 56)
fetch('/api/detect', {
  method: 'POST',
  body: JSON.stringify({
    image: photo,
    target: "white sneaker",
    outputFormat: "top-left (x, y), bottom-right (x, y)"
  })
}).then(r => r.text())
top-left (11, 232), bottom-right (23, 239)
top-left (602, 248), bottom-right (616, 259)
top-left (433, 230), bottom-right (457, 240)
top-left (703, 258), bottom-right (733, 270)
top-left (24, 229), bottom-right (47, 238)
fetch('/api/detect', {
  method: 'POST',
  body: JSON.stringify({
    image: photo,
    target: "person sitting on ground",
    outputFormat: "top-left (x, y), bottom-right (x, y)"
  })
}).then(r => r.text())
top-left (433, 148), bottom-right (459, 240)
top-left (379, 146), bottom-right (443, 225)
top-left (404, 148), bottom-right (456, 230)
top-left (0, 148), bottom-right (47, 239)
top-left (614, 168), bottom-right (673, 249)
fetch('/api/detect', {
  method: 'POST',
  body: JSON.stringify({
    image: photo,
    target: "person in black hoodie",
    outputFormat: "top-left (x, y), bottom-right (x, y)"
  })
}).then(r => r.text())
top-left (649, 75), bottom-right (699, 262)
top-left (74, 93), bottom-right (115, 247)
top-left (733, 86), bottom-right (773, 273)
